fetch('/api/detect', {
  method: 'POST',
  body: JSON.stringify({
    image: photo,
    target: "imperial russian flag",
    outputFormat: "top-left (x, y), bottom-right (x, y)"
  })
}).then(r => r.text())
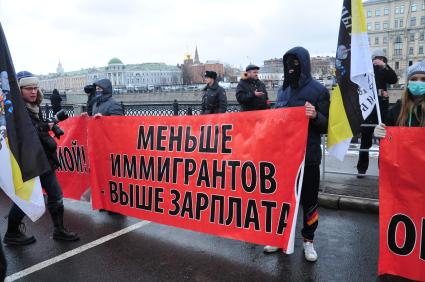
top-left (327, 0), bottom-right (379, 160)
top-left (0, 22), bottom-right (51, 221)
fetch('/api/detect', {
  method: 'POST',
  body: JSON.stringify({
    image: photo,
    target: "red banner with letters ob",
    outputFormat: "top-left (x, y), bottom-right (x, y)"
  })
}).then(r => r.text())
top-left (57, 108), bottom-right (308, 253)
top-left (379, 127), bottom-right (425, 281)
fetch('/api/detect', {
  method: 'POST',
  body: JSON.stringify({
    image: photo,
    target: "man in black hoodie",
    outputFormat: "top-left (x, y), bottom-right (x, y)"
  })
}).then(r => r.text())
top-left (91, 79), bottom-right (124, 116)
top-left (263, 47), bottom-right (330, 262)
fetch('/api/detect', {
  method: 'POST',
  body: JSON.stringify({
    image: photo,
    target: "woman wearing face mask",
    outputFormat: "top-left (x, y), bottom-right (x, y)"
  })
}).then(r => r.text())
top-left (374, 61), bottom-right (425, 138)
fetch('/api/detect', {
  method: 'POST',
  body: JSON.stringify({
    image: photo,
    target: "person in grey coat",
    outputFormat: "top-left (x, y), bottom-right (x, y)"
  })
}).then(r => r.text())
top-left (201, 71), bottom-right (227, 114)
top-left (92, 79), bottom-right (124, 116)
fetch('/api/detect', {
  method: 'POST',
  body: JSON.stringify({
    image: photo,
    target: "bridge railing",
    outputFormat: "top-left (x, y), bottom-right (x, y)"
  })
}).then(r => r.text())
top-left (40, 102), bottom-right (380, 180)
top-left (40, 102), bottom-right (244, 118)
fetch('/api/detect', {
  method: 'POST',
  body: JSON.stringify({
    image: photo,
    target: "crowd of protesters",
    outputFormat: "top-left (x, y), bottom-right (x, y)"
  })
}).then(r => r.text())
top-left (1, 45), bottom-right (425, 280)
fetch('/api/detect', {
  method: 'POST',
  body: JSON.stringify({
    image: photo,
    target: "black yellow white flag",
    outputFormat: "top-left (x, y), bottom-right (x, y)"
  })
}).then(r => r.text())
top-left (0, 22), bottom-right (50, 221)
top-left (328, 0), bottom-right (379, 160)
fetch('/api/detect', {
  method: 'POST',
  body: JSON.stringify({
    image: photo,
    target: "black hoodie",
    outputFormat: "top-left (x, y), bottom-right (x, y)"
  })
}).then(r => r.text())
top-left (92, 79), bottom-right (124, 116)
top-left (276, 47), bottom-right (330, 166)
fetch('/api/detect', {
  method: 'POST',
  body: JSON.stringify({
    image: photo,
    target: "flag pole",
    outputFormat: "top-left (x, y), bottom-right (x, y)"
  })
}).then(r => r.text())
top-left (372, 78), bottom-right (383, 125)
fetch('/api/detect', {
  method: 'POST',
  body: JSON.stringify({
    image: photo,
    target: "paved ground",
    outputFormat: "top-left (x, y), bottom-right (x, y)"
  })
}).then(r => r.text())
top-left (0, 191), bottom-right (407, 282)
top-left (0, 143), bottom-right (400, 282)
top-left (321, 148), bottom-right (379, 199)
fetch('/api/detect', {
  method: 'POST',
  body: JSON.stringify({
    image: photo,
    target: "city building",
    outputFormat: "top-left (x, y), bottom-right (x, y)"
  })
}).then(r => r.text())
top-left (180, 47), bottom-right (225, 84)
top-left (258, 58), bottom-right (284, 87)
top-left (311, 56), bottom-right (336, 79)
top-left (256, 56), bottom-right (335, 87)
top-left (39, 58), bottom-right (183, 92)
top-left (364, 0), bottom-right (425, 85)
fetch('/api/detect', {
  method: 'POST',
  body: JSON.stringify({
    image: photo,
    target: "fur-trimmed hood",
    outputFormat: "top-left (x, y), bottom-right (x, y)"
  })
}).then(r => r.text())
top-left (240, 72), bottom-right (249, 80)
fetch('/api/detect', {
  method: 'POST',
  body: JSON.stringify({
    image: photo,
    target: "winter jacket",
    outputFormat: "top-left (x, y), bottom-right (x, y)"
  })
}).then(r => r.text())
top-left (92, 79), bottom-right (124, 116)
top-left (275, 47), bottom-right (330, 166)
top-left (28, 110), bottom-right (59, 170)
top-left (86, 93), bottom-right (96, 116)
top-left (236, 77), bottom-right (269, 111)
top-left (374, 65), bottom-right (398, 92)
top-left (50, 89), bottom-right (62, 115)
top-left (201, 81), bottom-right (227, 114)
top-left (387, 100), bottom-right (423, 127)
top-left (365, 65), bottom-right (398, 124)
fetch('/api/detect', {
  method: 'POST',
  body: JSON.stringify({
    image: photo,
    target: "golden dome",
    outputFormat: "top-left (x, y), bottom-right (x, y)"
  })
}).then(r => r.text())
top-left (184, 53), bottom-right (192, 60)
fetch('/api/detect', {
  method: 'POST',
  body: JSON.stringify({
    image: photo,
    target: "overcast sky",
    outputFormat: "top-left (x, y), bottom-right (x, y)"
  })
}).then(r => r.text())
top-left (0, 0), bottom-right (342, 75)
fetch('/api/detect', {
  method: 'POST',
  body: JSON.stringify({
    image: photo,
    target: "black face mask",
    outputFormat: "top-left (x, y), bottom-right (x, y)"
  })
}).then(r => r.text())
top-left (285, 55), bottom-right (301, 87)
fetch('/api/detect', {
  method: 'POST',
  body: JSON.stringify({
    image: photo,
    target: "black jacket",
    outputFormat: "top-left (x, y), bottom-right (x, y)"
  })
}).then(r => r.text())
top-left (50, 90), bottom-right (62, 115)
top-left (86, 93), bottom-right (96, 116)
top-left (387, 100), bottom-right (423, 127)
top-left (374, 65), bottom-right (398, 92)
top-left (201, 81), bottom-right (227, 114)
top-left (92, 79), bottom-right (124, 116)
top-left (364, 65), bottom-right (398, 124)
top-left (28, 110), bottom-right (59, 170)
top-left (236, 78), bottom-right (269, 111)
top-left (275, 47), bottom-right (330, 166)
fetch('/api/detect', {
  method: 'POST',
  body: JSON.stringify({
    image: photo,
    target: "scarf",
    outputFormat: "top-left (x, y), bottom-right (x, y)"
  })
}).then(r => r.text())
top-left (26, 102), bottom-right (40, 119)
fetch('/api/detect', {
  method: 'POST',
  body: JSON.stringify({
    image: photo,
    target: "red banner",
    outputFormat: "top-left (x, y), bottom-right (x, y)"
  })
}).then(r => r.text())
top-left (55, 117), bottom-right (90, 200)
top-left (55, 108), bottom-right (308, 253)
top-left (88, 108), bottom-right (308, 253)
top-left (379, 127), bottom-right (425, 281)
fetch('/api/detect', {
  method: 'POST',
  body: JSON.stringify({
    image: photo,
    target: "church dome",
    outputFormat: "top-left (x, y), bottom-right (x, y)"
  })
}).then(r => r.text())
top-left (108, 58), bottom-right (124, 65)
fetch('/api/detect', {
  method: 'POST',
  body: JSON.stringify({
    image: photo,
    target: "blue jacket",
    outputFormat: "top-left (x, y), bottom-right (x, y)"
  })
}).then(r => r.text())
top-left (275, 47), bottom-right (330, 165)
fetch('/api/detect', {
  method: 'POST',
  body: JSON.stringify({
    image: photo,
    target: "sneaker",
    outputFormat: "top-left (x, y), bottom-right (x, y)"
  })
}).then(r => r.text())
top-left (3, 223), bottom-right (36, 246)
top-left (357, 171), bottom-right (366, 179)
top-left (263, 245), bottom-right (281, 253)
top-left (303, 241), bottom-right (318, 262)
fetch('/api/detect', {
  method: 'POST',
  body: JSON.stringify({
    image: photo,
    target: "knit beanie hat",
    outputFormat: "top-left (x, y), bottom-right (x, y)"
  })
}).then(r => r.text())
top-left (407, 61), bottom-right (425, 81)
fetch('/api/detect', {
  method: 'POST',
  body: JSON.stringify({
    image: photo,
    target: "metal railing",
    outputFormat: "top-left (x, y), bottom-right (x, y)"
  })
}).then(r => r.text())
top-left (321, 125), bottom-right (380, 180)
top-left (40, 102), bottom-right (380, 180)
top-left (121, 102), bottom-right (243, 116)
top-left (41, 102), bottom-right (246, 118)
top-left (41, 105), bottom-right (75, 120)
